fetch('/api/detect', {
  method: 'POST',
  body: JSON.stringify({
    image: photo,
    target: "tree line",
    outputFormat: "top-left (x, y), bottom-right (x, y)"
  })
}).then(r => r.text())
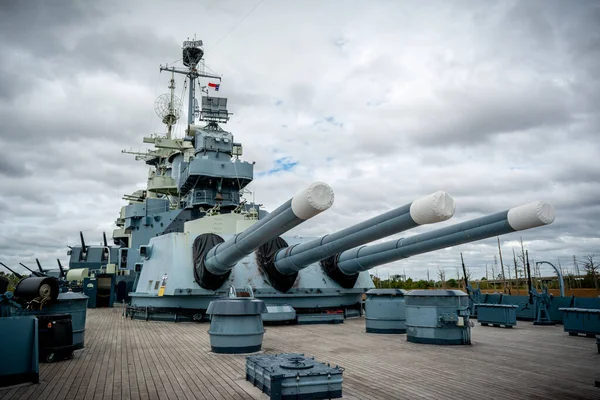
top-left (370, 253), bottom-right (599, 292)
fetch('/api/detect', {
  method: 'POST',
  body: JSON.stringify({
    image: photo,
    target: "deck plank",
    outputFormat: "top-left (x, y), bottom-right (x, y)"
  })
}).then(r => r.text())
top-left (2, 308), bottom-right (598, 399)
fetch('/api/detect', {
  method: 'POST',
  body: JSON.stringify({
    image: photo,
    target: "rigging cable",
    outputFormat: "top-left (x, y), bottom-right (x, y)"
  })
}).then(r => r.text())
top-left (207, 0), bottom-right (265, 51)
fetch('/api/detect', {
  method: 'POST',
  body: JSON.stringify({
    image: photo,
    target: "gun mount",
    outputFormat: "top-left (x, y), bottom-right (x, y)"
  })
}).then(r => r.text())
top-left (195, 182), bottom-right (334, 290)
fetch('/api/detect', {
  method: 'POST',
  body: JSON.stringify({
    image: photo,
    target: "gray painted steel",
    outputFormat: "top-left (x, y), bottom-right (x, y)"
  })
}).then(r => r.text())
top-left (207, 298), bottom-right (267, 353)
top-left (337, 211), bottom-right (513, 275)
top-left (262, 304), bottom-right (296, 323)
top-left (246, 353), bottom-right (343, 400)
top-left (405, 290), bottom-right (471, 345)
top-left (205, 200), bottom-right (305, 275)
top-left (296, 313), bottom-right (344, 325)
top-left (476, 304), bottom-right (518, 327)
top-left (536, 261), bottom-right (565, 297)
top-left (274, 204), bottom-right (417, 275)
top-left (365, 289), bottom-right (407, 334)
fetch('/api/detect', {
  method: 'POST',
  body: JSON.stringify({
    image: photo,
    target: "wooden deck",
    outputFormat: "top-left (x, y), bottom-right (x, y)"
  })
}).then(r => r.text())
top-left (1, 307), bottom-right (598, 399)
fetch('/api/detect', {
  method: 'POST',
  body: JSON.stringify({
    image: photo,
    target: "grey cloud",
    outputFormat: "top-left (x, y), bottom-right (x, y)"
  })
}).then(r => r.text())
top-left (0, 0), bottom-right (598, 280)
top-left (409, 82), bottom-right (570, 146)
top-left (0, 151), bottom-right (31, 177)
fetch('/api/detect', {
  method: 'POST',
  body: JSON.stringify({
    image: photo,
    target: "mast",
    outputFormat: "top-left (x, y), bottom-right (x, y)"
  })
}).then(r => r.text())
top-left (159, 38), bottom-right (221, 130)
top-left (167, 71), bottom-right (176, 139)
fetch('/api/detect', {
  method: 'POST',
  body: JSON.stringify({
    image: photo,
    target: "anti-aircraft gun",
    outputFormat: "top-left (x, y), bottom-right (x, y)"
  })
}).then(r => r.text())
top-left (0, 262), bottom-right (60, 308)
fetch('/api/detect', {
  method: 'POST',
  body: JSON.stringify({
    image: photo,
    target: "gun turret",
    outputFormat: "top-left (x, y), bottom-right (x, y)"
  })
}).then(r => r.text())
top-left (261, 191), bottom-right (455, 292)
top-left (19, 263), bottom-right (44, 277)
top-left (326, 201), bottom-right (554, 288)
top-left (196, 182), bottom-right (335, 290)
top-left (0, 262), bottom-right (24, 279)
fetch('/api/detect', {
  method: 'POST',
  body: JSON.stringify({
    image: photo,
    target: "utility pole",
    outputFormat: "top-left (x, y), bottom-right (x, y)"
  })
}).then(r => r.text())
top-left (497, 237), bottom-right (508, 294)
top-left (492, 257), bottom-right (497, 291)
top-left (573, 255), bottom-right (581, 288)
top-left (513, 248), bottom-right (520, 295)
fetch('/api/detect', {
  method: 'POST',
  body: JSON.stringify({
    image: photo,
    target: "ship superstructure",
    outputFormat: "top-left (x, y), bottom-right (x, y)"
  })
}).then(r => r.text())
top-left (67, 39), bottom-right (260, 283)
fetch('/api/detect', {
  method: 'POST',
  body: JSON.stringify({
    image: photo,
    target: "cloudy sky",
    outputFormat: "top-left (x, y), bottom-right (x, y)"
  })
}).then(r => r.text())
top-left (0, 0), bottom-right (598, 281)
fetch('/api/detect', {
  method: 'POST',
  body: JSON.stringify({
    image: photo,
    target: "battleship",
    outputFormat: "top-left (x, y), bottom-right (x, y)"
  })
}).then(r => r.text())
top-left (1, 37), bottom-right (599, 400)
top-left (54, 38), bottom-right (562, 324)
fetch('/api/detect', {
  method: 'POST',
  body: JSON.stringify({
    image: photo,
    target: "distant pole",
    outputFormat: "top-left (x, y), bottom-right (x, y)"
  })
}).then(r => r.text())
top-left (513, 248), bottom-right (520, 295)
top-left (520, 236), bottom-right (527, 288)
top-left (573, 255), bottom-right (581, 288)
top-left (526, 250), bottom-right (533, 303)
top-left (460, 252), bottom-right (469, 292)
top-left (497, 237), bottom-right (508, 294)
top-left (491, 259), bottom-right (497, 291)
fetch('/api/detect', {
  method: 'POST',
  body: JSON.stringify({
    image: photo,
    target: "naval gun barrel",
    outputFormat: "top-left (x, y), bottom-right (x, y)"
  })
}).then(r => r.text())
top-left (273, 191), bottom-right (455, 276)
top-left (57, 259), bottom-right (66, 279)
top-left (19, 263), bottom-right (44, 277)
top-left (332, 201), bottom-right (554, 284)
top-left (198, 182), bottom-right (334, 289)
top-left (0, 262), bottom-right (24, 279)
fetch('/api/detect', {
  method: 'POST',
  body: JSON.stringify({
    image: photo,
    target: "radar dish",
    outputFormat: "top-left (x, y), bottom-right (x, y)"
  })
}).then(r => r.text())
top-left (154, 93), bottom-right (182, 126)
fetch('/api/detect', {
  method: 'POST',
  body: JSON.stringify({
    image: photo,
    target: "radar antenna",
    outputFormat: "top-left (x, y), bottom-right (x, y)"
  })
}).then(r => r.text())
top-left (154, 71), bottom-right (182, 139)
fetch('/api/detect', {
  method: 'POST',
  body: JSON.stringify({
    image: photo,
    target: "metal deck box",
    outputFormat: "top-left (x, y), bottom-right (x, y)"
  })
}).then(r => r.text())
top-left (558, 308), bottom-right (600, 336)
top-left (246, 353), bottom-right (343, 400)
top-left (476, 304), bottom-right (518, 328)
top-left (207, 297), bottom-right (266, 353)
top-left (0, 316), bottom-right (39, 387)
top-left (365, 289), bottom-right (407, 334)
top-left (405, 290), bottom-right (471, 345)
top-left (37, 314), bottom-right (74, 362)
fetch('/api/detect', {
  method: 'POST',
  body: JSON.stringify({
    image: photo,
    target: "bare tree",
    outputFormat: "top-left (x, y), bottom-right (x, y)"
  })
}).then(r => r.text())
top-left (582, 254), bottom-right (599, 291)
top-left (437, 267), bottom-right (446, 289)
top-left (455, 266), bottom-right (462, 289)
top-left (557, 258), bottom-right (569, 291)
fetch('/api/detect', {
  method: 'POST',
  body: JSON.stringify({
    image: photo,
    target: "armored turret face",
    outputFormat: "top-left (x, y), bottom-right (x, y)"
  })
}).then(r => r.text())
top-left (194, 182), bottom-right (335, 290)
